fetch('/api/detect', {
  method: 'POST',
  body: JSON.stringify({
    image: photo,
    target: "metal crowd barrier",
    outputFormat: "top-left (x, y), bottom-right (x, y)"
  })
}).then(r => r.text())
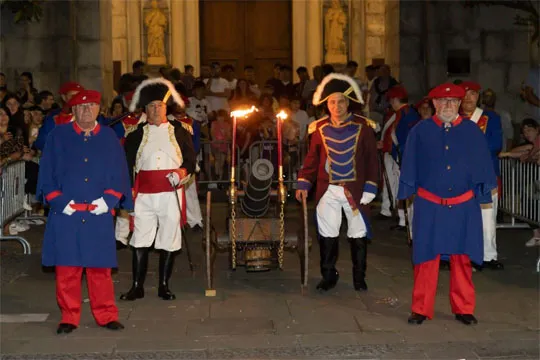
top-left (498, 158), bottom-right (540, 229)
top-left (198, 141), bottom-right (240, 187)
top-left (498, 158), bottom-right (540, 272)
top-left (0, 161), bottom-right (32, 254)
top-left (197, 140), bottom-right (307, 191)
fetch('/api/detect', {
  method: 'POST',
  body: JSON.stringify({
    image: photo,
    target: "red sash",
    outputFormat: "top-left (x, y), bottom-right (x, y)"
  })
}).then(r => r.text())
top-left (336, 183), bottom-right (359, 216)
top-left (69, 203), bottom-right (115, 216)
top-left (133, 169), bottom-right (187, 226)
top-left (417, 187), bottom-right (474, 206)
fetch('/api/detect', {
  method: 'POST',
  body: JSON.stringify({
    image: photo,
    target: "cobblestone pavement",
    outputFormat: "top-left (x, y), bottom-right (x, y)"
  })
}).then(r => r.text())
top-left (1, 200), bottom-right (538, 359)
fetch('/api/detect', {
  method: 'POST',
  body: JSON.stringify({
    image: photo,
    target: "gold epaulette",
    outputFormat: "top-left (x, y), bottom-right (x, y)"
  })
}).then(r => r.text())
top-left (308, 116), bottom-right (329, 135)
top-left (180, 121), bottom-right (193, 135)
top-left (353, 113), bottom-right (379, 132)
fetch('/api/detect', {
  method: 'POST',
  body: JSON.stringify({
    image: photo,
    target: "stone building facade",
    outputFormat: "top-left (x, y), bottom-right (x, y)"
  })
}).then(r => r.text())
top-left (0, 0), bottom-right (536, 121)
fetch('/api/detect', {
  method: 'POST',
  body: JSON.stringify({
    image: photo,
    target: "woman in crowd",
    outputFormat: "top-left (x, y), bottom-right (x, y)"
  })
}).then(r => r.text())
top-left (499, 118), bottom-right (540, 247)
top-left (211, 109), bottom-right (232, 181)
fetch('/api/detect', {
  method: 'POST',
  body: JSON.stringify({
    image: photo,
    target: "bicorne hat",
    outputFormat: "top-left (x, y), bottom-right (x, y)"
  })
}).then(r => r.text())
top-left (129, 78), bottom-right (184, 112)
top-left (312, 73), bottom-right (364, 106)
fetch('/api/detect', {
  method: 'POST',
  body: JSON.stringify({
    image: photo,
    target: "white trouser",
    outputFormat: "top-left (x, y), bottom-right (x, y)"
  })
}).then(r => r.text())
top-left (130, 191), bottom-right (183, 252)
top-left (185, 177), bottom-right (203, 228)
top-left (380, 153), bottom-right (406, 224)
top-left (482, 192), bottom-right (498, 261)
top-left (115, 216), bottom-right (130, 245)
top-left (316, 185), bottom-right (367, 238)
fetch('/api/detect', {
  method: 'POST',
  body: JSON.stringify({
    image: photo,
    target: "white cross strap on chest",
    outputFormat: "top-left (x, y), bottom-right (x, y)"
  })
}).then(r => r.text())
top-left (470, 107), bottom-right (483, 124)
top-left (381, 112), bottom-right (397, 139)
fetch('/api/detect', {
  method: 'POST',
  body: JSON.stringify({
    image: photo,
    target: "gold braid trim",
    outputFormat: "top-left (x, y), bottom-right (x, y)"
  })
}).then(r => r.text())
top-left (135, 125), bottom-right (150, 172)
top-left (168, 123), bottom-right (184, 166)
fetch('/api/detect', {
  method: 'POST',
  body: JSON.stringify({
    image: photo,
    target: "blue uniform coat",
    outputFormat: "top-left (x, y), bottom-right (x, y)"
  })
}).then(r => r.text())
top-left (397, 116), bottom-right (497, 265)
top-left (34, 112), bottom-right (119, 151)
top-left (394, 106), bottom-right (421, 159)
top-left (462, 109), bottom-right (503, 176)
top-left (37, 122), bottom-right (133, 268)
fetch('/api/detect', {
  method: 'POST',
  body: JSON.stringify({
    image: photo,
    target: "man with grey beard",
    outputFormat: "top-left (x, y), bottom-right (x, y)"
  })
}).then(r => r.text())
top-left (397, 83), bottom-right (497, 326)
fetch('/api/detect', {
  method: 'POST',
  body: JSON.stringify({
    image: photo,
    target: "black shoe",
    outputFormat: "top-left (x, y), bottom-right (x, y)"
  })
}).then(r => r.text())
top-left (120, 247), bottom-right (149, 301)
top-left (56, 323), bottom-right (77, 334)
top-left (120, 285), bottom-right (144, 301)
top-left (116, 241), bottom-right (127, 250)
top-left (390, 225), bottom-right (407, 232)
top-left (439, 260), bottom-right (450, 271)
top-left (376, 214), bottom-right (392, 221)
top-left (483, 260), bottom-right (504, 270)
top-left (317, 237), bottom-right (340, 292)
top-left (407, 313), bottom-right (427, 325)
top-left (103, 321), bottom-right (125, 330)
top-left (349, 237), bottom-right (368, 291)
top-left (158, 250), bottom-right (177, 300)
top-left (316, 276), bottom-right (339, 292)
top-left (455, 314), bottom-right (478, 325)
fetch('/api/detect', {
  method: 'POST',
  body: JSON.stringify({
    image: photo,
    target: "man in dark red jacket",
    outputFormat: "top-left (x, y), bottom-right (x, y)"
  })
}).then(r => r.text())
top-left (296, 73), bottom-right (379, 292)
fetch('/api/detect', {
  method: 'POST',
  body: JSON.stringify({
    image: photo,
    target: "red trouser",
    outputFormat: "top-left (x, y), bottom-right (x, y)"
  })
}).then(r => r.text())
top-left (55, 266), bottom-right (119, 326)
top-left (411, 254), bottom-right (475, 319)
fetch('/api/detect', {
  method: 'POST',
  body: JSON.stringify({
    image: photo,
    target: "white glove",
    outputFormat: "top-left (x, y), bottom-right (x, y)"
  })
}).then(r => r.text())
top-left (90, 197), bottom-right (109, 215)
top-left (166, 172), bottom-right (180, 187)
top-left (63, 200), bottom-right (76, 216)
top-left (359, 192), bottom-right (376, 205)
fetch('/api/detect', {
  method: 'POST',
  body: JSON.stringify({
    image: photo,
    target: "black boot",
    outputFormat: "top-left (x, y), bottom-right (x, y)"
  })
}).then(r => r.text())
top-left (158, 250), bottom-right (176, 300)
top-left (316, 237), bottom-right (340, 292)
top-left (349, 237), bottom-right (368, 291)
top-left (120, 247), bottom-right (149, 301)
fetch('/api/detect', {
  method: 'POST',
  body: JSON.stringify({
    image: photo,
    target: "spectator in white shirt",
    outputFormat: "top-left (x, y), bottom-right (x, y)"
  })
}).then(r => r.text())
top-left (290, 96), bottom-right (311, 141)
top-left (204, 62), bottom-right (231, 116)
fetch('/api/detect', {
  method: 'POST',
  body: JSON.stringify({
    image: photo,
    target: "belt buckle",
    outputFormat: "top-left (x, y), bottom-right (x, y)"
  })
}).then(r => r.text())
top-left (440, 198), bottom-right (448, 206)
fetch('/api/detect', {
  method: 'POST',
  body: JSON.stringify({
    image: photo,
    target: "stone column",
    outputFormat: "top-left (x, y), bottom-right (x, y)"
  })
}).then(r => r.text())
top-left (350, 0), bottom-right (366, 73)
top-left (184, 0), bottom-right (200, 75)
top-left (127, 0), bottom-right (142, 67)
top-left (112, 0), bottom-right (129, 74)
top-left (365, 0), bottom-right (386, 65)
top-left (292, 0), bottom-right (308, 82)
top-left (74, 0), bottom-right (114, 103)
top-left (170, 0), bottom-right (186, 69)
top-left (306, 0), bottom-right (323, 72)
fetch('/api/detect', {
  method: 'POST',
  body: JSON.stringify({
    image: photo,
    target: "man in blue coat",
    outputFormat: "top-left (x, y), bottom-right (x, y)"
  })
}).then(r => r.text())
top-left (37, 90), bottom-right (133, 334)
top-left (34, 82), bottom-right (84, 151)
top-left (398, 83), bottom-right (497, 326)
top-left (459, 81), bottom-right (504, 270)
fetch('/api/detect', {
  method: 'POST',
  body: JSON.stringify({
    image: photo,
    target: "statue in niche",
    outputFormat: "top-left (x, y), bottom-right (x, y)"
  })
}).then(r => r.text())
top-left (324, 0), bottom-right (348, 64)
top-left (145, 0), bottom-right (167, 64)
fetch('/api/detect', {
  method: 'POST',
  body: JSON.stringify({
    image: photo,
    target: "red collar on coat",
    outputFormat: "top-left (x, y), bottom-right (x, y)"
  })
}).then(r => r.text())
top-left (432, 115), bottom-right (463, 127)
top-left (72, 121), bottom-right (101, 135)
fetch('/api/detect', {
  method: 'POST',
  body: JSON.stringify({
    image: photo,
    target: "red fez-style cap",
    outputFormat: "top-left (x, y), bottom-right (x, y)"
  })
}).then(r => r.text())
top-left (67, 90), bottom-right (101, 108)
top-left (59, 82), bottom-right (84, 95)
top-left (124, 91), bottom-right (135, 101)
top-left (386, 85), bottom-right (408, 100)
top-left (428, 83), bottom-right (466, 99)
top-left (415, 96), bottom-right (431, 109)
top-left (459, 81), bottom-right (481, 92)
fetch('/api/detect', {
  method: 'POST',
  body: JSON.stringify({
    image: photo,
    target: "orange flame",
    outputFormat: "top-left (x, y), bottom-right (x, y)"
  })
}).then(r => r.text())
top-left (276, 110), bottom-right (288, 121)
top-left (230, 106), bottom-right (258, 118)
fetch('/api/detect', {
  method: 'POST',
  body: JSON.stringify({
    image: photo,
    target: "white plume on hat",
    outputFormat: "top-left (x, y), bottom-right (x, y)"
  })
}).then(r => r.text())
top-left (129, 77), bottom-right (184, 112)
top-left (312, 73), bottom-right (364, 105)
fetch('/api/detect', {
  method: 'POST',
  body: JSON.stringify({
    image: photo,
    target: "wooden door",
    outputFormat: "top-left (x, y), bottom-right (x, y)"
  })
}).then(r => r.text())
top-left (200, 0), bottom-right (292, 87)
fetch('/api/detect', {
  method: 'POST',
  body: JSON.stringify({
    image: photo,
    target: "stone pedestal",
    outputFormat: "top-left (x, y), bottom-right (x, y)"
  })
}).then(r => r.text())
top-left (147, 56), bottom-right (167, 66)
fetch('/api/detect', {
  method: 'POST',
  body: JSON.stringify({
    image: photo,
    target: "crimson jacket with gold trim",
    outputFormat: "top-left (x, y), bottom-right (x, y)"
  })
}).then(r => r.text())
top-left (297, 114), bottom-right (379, 235)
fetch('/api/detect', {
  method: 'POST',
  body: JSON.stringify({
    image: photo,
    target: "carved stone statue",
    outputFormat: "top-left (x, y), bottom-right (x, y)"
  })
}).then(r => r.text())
top-left (145, 0), bottom-right (167, 64)
top-left (324, 0), bottom-right (348, 64)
